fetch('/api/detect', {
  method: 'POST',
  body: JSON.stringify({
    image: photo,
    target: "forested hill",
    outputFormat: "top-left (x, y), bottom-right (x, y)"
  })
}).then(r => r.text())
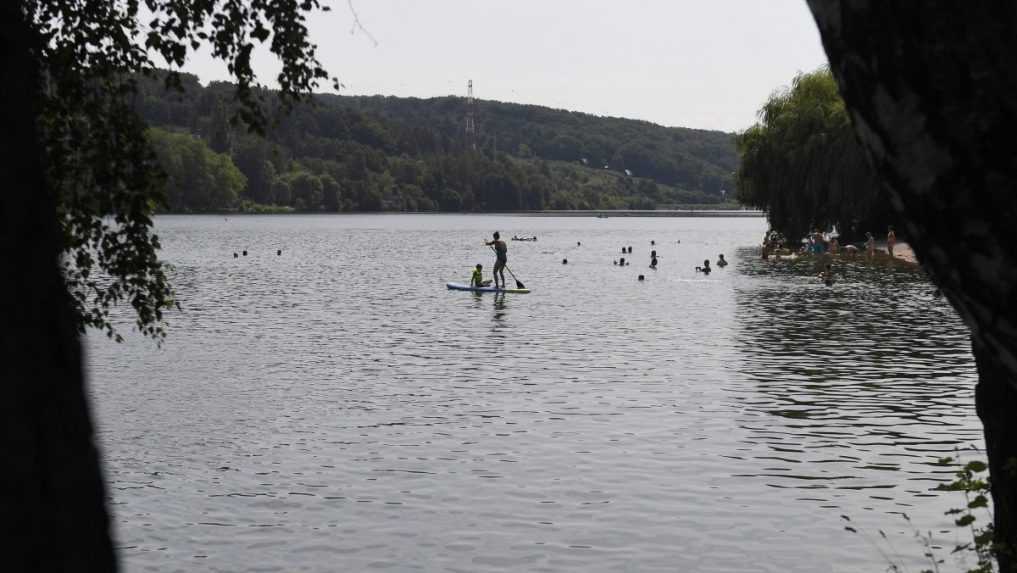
top-left (334, 95), bottom-right (738, 191)
top-left (137, 73), bottom-right (738, 212)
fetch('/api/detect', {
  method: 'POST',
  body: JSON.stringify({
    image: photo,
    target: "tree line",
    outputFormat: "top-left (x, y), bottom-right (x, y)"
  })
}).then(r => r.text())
top-left (138, 73), bottom-right (738, 213)
top-left (735, 68), bottom-right (896, 244)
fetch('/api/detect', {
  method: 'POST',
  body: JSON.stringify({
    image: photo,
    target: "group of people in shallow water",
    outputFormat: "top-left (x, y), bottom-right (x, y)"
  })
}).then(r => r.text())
top-left (468, 225), bottom-right (900, 290)
top-left (763, 225), bottom-right (897, 260)
top-left (761, 225), bottom-right (899, 287)
top-left (469, 230), bottom-right (732, 288)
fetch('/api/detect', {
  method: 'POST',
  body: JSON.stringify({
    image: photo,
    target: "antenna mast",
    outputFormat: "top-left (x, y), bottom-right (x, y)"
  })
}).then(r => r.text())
top-left (464, 79), bottom-right (476, 151)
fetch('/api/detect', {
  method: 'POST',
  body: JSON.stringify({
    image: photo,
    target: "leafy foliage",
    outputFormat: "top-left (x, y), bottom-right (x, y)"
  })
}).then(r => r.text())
top-left (736, 67), bottom-right (894, 244)
top-left (22, 0), bottom-right (336, 340)
top-left (134, 74), bottom-right (737, 213)
top-left (935, 455), bottom-right (1008, 573)
top-left (842, 454), bottom-right (1009, 573)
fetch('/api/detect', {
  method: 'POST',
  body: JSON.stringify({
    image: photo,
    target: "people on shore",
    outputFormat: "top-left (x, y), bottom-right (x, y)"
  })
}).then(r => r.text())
top-left (717, 254), bottom-right (728, 267)
top-left (829, 238), bottom-right (839, 255)
top-left (762, 229), bottom-right (786, 259)
top-left (810, 229), bottom-right (826, 254)
top-left (887, 226), bottom-right (896, 257)
top-left (485, 231), bottom-right (508, 289)
top-left (865, 232), bottom-right (876, 256)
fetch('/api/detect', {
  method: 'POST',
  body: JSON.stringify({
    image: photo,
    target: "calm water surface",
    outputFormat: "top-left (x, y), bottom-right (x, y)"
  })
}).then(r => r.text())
top-left (86, 214), bottom-right (982, 572)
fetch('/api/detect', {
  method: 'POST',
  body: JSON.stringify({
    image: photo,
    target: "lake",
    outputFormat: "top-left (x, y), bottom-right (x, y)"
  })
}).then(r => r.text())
top-left (86, 214), bottom-right (983, 572)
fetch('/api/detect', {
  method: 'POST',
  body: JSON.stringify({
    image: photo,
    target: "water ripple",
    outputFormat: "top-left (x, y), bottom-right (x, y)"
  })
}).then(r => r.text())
top-left (87, 215), bottom-right (981, 572)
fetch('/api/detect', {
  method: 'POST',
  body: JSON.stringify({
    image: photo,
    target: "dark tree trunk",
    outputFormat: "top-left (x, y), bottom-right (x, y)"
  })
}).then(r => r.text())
top-left (0, 3), bottom-right (117, 571)
top-left (806, 3), bottom-right (1017, 570)
top-left (975, 341), bottom-right (1017, 570)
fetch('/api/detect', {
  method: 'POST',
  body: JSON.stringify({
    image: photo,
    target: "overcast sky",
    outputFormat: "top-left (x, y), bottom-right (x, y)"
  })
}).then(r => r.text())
top-left (182, 0), bottom-right (828, 133)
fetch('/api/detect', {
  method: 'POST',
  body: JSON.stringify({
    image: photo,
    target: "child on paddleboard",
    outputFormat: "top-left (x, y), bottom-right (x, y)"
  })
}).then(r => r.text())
top-left (470, 264), bottom-right (491, 288)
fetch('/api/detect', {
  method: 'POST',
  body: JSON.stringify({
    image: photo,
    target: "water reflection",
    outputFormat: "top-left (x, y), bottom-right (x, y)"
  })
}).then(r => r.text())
top-left (465, 291), bottom-right (510, 330)
top-left (732, 247), bottom-right (981, 509)
top-left (89, 215), bottom-right (985, 572)
top-left (491, 292), bottom-right (508, 327)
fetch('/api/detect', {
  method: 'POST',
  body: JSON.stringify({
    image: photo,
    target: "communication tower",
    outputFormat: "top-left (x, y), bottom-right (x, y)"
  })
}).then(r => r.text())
top-left (464, 79), bottom-right (476, 151)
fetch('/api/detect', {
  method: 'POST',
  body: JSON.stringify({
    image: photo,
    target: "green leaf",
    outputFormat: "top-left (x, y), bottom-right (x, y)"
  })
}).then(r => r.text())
top-left (964, 461), bottom-right (988, 473)
top-left (967, 495), bottom-right (988, 509)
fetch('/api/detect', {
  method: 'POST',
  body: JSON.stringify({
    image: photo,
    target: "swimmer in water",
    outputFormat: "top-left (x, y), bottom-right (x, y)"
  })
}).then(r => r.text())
top-left (820, 263), bottom-right (834, 287)
top-left (717, 254), bottom-right (728, 267)
top-left (695, 259), bottom-right (711, 274)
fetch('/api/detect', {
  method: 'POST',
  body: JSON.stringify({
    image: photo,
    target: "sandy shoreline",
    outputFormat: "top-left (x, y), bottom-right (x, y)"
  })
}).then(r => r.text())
top-left (887, 241), bottom-right (919, 265)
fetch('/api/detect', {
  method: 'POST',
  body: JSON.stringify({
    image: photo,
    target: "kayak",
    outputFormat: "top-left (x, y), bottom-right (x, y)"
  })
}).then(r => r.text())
top-left (446, 282), bottom-right (530, 294)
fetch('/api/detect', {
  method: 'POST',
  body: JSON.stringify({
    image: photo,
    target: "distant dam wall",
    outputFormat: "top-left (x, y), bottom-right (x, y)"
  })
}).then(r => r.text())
top-left (526, 209), bottom-right (765, 218)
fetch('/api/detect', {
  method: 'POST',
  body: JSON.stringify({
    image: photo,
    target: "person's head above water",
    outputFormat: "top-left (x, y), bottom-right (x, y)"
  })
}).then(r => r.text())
top-left (704, 259), bottom-right (710, 266)
top-left (476, 263), bottom-right (483, 270)
top-left (719, 254), bottom-right (726, 260)
top-left (493, 231), bottom-right (500, 240)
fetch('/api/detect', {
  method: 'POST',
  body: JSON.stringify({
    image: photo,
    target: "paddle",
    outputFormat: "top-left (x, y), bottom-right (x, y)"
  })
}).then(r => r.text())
top-left (487, 244), bottom-right (526, 289)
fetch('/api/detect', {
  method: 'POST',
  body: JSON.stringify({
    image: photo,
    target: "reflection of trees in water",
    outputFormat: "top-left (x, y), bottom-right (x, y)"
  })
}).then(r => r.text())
top-left (730, 248), bottom-right (980, 503)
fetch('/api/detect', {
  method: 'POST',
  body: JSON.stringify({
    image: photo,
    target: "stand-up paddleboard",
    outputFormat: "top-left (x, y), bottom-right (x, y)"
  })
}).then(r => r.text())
top-left (446, 282), bottom-right (530, 294)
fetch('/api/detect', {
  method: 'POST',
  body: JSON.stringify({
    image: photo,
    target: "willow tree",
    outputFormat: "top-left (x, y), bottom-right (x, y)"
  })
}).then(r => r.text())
top-left (736, 68), bottom-right (889, 244)
top-left (2, 1), bottom-right (336, 569)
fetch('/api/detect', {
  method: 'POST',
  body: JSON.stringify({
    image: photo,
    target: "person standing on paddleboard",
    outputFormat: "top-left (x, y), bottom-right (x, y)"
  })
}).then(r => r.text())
top-left (485, 231), bottom-right (508, 289)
